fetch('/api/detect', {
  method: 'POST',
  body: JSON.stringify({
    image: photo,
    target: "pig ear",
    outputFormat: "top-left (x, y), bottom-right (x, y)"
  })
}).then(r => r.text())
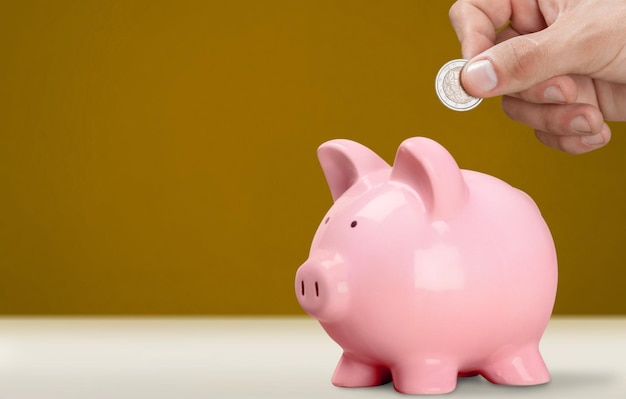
top-left (317, 139), bottom-right (390, 201)
top-left (390, 137), bottom-right (468, 220)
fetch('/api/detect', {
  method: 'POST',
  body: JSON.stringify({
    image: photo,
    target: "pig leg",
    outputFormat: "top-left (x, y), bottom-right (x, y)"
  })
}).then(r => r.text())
top-left (391, 359), bottom-right (458, 394)
top-left (331, 353), bottom-right (391, 387)
top-left (481, 344), bottom-right (550, 386)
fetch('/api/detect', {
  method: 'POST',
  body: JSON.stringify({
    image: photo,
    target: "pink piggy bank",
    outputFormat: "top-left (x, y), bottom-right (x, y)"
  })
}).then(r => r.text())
top-left (295, 137), bottom-right (557, 394)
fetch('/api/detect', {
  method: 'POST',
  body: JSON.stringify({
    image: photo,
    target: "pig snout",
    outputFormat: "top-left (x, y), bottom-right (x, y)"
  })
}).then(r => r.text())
top-left (295, 265), bottom-right (325, 311)
top-left (295, 253), bottom-right (349, 322)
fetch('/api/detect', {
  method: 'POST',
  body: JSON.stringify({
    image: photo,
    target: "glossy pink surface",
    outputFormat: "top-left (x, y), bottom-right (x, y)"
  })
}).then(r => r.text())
top-left (295, 137), bottom-right (558, 395)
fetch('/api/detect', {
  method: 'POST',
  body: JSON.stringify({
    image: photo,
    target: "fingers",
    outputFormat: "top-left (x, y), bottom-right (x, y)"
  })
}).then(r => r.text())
top-left (502, 96), bottom-right (611, 154)
top-left (460, 3), bottom-right (624, 98)
top-left (455, 0), bottom-right (626, 98)
top-left (534, 124), bottom-right (611, 155)
top-left (508, 75), bottom-right (578, 104)
top-left (449, 0), bottom-right (623, 153)
top-left (449, 0), bottom-right (512, 59)
top-left (454, 1), bottom-right (573, 98)
top-left (449, 0), bottom-right (552, 98)
top-left (450, 0), bottom-right (549, 64)
top-left (502, 96), bottom-right (605, 135)
top-left (461, 29), bottom-right (575, 98)
top-left (594, 80), bottom-right (626, 121)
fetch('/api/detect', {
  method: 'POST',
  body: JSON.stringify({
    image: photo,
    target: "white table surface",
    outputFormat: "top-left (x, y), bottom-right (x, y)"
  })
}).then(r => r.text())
top-left (0, 317), bottom-right (624, 398)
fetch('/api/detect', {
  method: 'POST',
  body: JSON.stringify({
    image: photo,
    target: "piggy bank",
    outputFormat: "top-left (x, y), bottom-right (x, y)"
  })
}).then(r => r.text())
top-left (295, 137), bottom-right (557, 394)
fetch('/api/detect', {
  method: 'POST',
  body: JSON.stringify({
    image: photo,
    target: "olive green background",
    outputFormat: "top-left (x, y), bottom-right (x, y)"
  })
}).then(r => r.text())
top-left (1, 1), bottom-right (624, 315)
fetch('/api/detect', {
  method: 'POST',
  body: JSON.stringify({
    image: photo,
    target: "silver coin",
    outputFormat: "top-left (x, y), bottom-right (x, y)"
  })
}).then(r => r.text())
top-left (435, 59), bottom-right (482, 111)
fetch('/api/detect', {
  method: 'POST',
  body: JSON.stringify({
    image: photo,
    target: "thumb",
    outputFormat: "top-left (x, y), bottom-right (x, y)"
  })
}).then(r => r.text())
top-left (461, 30), bottom-right (571, 98)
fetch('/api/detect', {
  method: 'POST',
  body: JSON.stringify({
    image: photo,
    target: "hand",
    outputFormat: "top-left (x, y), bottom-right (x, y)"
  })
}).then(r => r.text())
top-left (449, 0), bottom-right (626, 154)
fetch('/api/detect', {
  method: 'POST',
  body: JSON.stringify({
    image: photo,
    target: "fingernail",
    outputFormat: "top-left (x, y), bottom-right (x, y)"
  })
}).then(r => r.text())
top-left (581, 133), bottom-right (605, 146)
top-left (464, 60), bottom-right (498, 92)
top-left (544, 86), bottom-right (566, 103)
top-left (571, 115), bottom-right (591, 133)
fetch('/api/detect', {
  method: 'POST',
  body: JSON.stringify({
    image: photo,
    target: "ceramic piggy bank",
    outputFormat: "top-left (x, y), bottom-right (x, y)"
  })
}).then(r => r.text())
top-left (295, 137), bottom-right (557, 394)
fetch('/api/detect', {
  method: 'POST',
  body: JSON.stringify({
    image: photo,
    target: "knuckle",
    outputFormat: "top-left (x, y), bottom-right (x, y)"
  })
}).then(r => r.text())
top-left (535, 131), bottom-right (582, 154)
top-left (502, 96), bottom-right (567, 135)
top-left (501, 36), bottom-right (542, 80)
top-left (500, 95), bottom-right (521, 120)
top-left (534, 130), bottom-right (553, 148)
top-left (537, 105), bottom-right (566, 133)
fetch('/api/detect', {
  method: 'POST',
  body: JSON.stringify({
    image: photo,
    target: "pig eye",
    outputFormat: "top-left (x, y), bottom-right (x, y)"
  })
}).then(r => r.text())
top-left (324, 217), bottom-right (330, 224)
top-left (350, 220), bottom-right (357, 228)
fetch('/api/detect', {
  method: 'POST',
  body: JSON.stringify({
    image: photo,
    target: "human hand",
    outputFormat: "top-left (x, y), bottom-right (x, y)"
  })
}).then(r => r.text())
top-left (449, 0), bottom-right (626, 154)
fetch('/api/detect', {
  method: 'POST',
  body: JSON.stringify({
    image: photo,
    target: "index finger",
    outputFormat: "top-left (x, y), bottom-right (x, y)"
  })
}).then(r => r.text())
top-left (449, 0), bottom-right (513, 58)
